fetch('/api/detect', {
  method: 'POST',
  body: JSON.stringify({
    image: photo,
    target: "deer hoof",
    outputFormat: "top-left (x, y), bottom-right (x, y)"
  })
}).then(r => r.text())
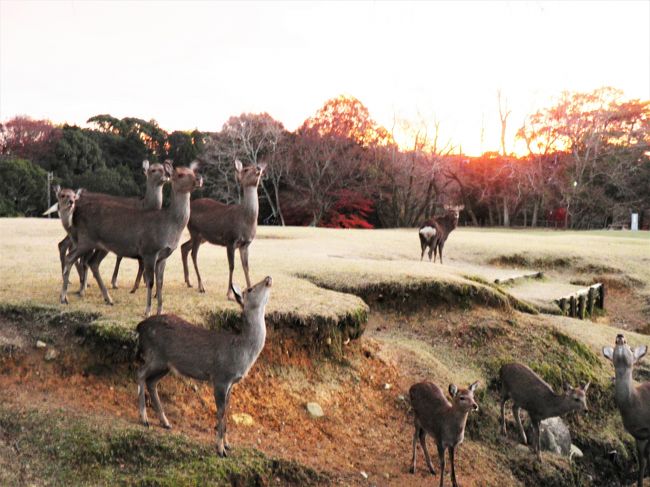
top-left (60, 296), bottom-right (68, 305)
top-left (216, 447), bottom-right (228, 458)
top-left (129, 288), bottom-right (138, 294)
top-left (185, 282), bottom-right (193, 288)
top-left (409, 466), bottom-right (416, 474)
top-left (162, 423), bottom-right (172, 430)
top-left (142, 420), bottom-right (150, 428)
top-left (224, 443), bottom-right (232, 451)
top-left (428, 467), bottom-right (436, 476)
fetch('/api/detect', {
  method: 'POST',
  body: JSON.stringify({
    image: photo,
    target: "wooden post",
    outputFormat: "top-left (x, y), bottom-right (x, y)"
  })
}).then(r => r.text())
top-left (558, 298), bottom-right (567, 316)
top-left (570, 296), bottom-right (577, 317)
top-left (587, 288), bottom-right (595, 316)
top-left (598, 284), bottom-right (606, 310)
top-left (578, 295), bottom-right (586, 320)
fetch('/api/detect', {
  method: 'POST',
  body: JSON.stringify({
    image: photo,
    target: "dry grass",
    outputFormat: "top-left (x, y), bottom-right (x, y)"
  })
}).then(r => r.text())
top-left (1, 219), bottom-right (648, 330)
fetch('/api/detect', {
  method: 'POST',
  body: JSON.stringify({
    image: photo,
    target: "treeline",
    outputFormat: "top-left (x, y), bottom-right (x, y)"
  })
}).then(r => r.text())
top-left (1, 87), bottom-right (649, 229)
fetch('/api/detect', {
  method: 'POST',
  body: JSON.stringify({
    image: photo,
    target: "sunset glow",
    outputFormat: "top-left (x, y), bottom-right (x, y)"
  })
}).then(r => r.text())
top-left (1, 0), bottom-right (648, 156)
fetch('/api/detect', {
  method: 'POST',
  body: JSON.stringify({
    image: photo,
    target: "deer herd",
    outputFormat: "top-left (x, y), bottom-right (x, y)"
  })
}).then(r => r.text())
top-left (47, 159), bottom-right (649, 486)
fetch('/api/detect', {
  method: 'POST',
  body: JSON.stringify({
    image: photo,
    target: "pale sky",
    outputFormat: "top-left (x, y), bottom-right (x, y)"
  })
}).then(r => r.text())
top-left (1, 1), bottom-right (649, 156)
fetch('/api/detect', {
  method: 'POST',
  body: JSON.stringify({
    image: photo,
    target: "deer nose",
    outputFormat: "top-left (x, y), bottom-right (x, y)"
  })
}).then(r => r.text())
top-left (616, 334), bottom-right (626, 345)
top-left (472, 403), bottom-right (479, 411)
top-left (264, 276), bottom-right (273, 287)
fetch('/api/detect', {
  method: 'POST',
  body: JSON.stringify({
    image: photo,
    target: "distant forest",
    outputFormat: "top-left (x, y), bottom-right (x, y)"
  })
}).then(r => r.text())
top-left (1, 87), bottom-right (649, 229)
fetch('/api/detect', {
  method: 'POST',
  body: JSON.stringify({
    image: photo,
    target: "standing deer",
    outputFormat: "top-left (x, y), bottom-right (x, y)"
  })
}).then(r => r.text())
top-left (419, 205), bottom-right (464, 264)
top-left (499, 363), bottom-right (589, 460)
top-left (603, 334), bottom-right (650, 487)
top-left (60, 164), bottom-right (202, 316)
top-left (49, 186), bottom-right (86, 289)
top-left (409, 380), bottom-right (479, 487)
top-left (136, 276), bottom-right (272, 457)
top-left (181, 159), bottom-right (266, 300)
top-left (54, 160), bottom-right (171, 295)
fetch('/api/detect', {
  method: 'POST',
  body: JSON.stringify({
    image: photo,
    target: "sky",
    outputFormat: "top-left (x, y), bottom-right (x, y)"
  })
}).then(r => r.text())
top-left (1, 0), bottom-right (649, 156)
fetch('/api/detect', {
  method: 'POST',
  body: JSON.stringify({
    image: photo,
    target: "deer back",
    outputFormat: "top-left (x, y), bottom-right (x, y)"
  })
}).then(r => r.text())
top-left (410, 382), bottom-right (451, 431)
top-left (500, 363), bottom-right (557, 413)
top-left (188, 198), bottom-right (257, 247)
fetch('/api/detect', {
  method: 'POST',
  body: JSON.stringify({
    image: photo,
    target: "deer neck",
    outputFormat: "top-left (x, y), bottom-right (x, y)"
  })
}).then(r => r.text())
top-left (441, 215), bottom-right (458, 233)
top-left (614, 368), bottom-right (635, 405)
top-left (60, 208), bottom-right (74, 232)
top-left (242, 306), bottom-right (267, 347)
top-left (143, 181), bottom-right (163, 210)
top-left (241, 186), bottom-right (259, 222)
top-left (168, 189), bottom-right (191, 224)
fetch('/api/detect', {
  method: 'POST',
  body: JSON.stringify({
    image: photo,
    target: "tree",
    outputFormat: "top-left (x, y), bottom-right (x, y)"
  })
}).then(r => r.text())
top-left (0, 157), bottom-right (48, 216)
top-left (0, 116), bottom-right (60, 165)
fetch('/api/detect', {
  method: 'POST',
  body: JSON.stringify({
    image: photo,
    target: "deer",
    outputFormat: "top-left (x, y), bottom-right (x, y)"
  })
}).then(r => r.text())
top-left (181, 159), bottom-right (266, 300)
top-left (53, 160), bottom-right (171, 295)
top-left (60, 164), bottom-right (202, 316)
top-left (136, 275), bottom-right (272, 457)
top-left (499, 362), bottom-right (589, 460)
top-left (419, 205), bottom-right (464, 264)
top-left (409, 380), bottom-right (479, 487)
top-left (603, 334), bottom-right (650, 487)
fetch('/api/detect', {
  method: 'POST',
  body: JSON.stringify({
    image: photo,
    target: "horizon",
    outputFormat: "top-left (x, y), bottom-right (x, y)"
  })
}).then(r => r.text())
top-left (1, 1), bottom-right (649, 156)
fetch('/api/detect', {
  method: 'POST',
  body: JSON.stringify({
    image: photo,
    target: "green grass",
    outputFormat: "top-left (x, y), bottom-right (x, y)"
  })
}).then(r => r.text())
top-left (0, 404), bottom-right (324, 486)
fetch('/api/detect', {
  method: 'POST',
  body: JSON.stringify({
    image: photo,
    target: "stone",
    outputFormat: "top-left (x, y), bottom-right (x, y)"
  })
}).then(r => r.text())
top-left (44, 348), bottom-right (58, 361)
top-left (570, 444), bottom-right (584, 460)
top-left (360, 471), bottom-right (368, 479)
top-left (383, 383), bottom-right (392, 390)
top-left (536, 417), bottom-right (572, 456)
top-left (231, 413), bottom-right (254, 426)
top-left (36, 340), bottom-right (47, 349)
top-left (306, 402), bottom-right (324, 418)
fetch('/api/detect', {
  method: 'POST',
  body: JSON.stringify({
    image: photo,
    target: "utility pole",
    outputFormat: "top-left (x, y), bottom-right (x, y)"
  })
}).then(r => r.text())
top-left (46, 172), bottom-right (53, 218)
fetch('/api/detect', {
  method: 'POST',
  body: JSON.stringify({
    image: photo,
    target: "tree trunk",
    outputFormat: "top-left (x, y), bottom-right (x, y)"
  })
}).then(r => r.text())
top-left (503, 197), bottom-right (510, 227)
top-left (488, 205), bottom-right (494, 226)
top-left (531, 199), bottom-right (539, 227)
top-left (523, 207), bottom-right (528, 227)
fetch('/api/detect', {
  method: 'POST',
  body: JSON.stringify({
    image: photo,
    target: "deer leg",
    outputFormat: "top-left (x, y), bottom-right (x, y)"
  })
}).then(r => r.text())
top-left (500, 396), bottom-right (508, 436)
top-left (420, 428), bottom-right (436, 475)
top-left (58, 237), bottom-right (69, 274)
top-left (146, 369), bottom-right (171, 429)
top-left (191, 239), bottom-right (205, 293)
top-left (428, 244), bottom-right (434, 262)
top-left (76, 249), bottom-right (93, 296)
top-left (420, 240), bottom-right (426, 261)
top-left (410, 424), bottom-right (419, 474)
top-left (213, 382), bottom-right (231, 457)
top-left (88, 249), bottom-right (113, 305)
top-left (181, 238), bottom-right (193, 288)
top-left (437, 443), bottom-right (446, 487)
top-left (438, 241), bottom-right (445, 265)
top-left (239, 244), bottom-right (252, 289)
top-left (449, 446), bottom-right (458, 487)
top-left (142, 255), bottom-right (157, 317)
top-left (61, 246), bottom-right (90, 304)
top-left (512, 405), bottom-right (527, 445)
top-left (130, 258), bottom-right (144, 294)
top-left (533, 419), bottom-right (542, 460)
top-left (223, 384), bottom-right (234, 450)
top-left (137, 361), bottom-right (156, 427)
top-left (155, 258), bottom-right (166, 315)
top-left (637, 439), bottom-right (648, 487)
top-left (111, 256), bottom-right (122, 289)
top-left (226, 245), bottom-right (236, 301)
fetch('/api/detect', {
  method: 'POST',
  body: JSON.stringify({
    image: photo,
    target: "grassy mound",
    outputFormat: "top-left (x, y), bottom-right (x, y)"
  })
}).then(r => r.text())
top-left (0, 405), bottom-right (325, 487)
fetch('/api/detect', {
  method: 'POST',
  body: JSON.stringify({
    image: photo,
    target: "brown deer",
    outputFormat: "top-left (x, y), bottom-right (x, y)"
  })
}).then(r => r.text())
top-left (419, 205), bottom-right (464, 264)
top-left (50, 186), bottom-right (86, 289)
top-left (55, 160), bottom-right (171, 295)
top-left (603, 334), bottom-right (650, 487)
top-left (499, 363), bottom-right (589, 460)
top-left (409, 380), bottom-right (479, 487)
top-left (60, 164), bottom-right (202, 316)
top-left (137, 276), bottom-right (272, 457)
top-left (181, 159), bottom-right (265, 300)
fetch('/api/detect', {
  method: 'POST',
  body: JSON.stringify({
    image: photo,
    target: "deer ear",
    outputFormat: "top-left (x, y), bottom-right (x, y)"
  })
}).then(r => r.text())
top-left (448, 384), bottom-right (458, 397)
top-left (234, 159), bottom-right (243, 172)
top-left (257, 162), bottom-right (267, 173)
top-left (469, 381), bottom-right (479, 393)
top-left (581, 382), bottom-right (590, 392)
top-left (231, 283), bottom-right (244, 308)
top-left (633, 345), bottom-right (648, 364)
top-left (53, 184), bottom-right (61, 197)
top-left (74, 189), bottom-right (83, 200)
top-left (142, 159), bottom-right (150, 173)
top-left (603, 346), bottom-right (614, 361)
top-left (164, 161), bottom-right (174, 177)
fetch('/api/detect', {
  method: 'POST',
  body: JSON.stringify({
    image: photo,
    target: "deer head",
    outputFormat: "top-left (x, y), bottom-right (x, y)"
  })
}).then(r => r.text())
top-left (561, 382), bottom-right (590, 412)
top-left (231, 276), bottom-right (273, 311)
top-left (172, 164), bottom-right (203, 193)
top-left (235, 159), bottom-right (266, 188)
top-left (449, 381), bottom-right (480, 412)
top-left (143, 160), bottom-right (171, 186)
top-left (603, 334), bottom-right (648, 373)
top-left (55, 186), bottom-right (82, 211)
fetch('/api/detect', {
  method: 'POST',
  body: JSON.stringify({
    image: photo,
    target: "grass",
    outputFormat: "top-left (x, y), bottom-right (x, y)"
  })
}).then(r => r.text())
top-left (0, 404), bottom-right (324, 486)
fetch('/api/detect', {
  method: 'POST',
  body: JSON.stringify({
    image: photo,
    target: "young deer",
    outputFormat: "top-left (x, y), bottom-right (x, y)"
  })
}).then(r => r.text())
top-left (56, 160), bottom-right (171, 295)
top-left (603, 334), bottom-right (650, 487)
top-left (50, 186), bottom-right (86, 289)
top-left (60, 164), bottom-right (202, 316)
top-left (409, 380), bottom-right (479, 487)
top-left (181, 160), bottom-right (266, 300)
top-left (499, 363), bottom-right (589, 460)
top-left (136, 276), bottom-right (272, 457)
top-left (419, 205), bottom-right (464, 264)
